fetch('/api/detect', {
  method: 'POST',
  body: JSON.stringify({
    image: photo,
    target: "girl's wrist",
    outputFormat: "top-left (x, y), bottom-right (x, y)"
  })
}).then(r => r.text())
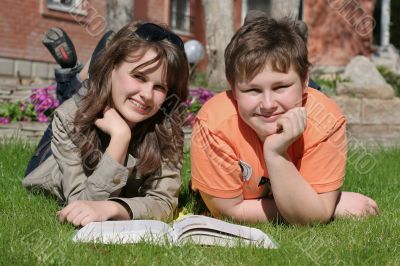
top-left (107, 200), bottom-right (131, 220)
top-left (110, 131), bottom-right (131, 145)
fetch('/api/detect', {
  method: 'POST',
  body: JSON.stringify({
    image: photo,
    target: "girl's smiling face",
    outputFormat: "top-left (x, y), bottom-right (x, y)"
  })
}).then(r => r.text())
top-left (111, 49), bottom-right (168, 128)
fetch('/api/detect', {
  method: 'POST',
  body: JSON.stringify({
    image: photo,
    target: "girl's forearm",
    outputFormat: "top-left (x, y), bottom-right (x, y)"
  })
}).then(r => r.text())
top-left (106, 135), bottom-right (130, 165)
top-left (265, 152), bottom-right (331, 225)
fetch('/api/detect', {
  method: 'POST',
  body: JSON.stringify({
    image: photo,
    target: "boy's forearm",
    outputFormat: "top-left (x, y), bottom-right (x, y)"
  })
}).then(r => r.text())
top-left (265, 152), bottom-right (332, 225)
top-left (227, 198), bottom-right (280, 223)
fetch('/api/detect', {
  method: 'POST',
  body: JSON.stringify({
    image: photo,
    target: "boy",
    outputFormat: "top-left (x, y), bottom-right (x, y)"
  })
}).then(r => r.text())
top-left (190, 15), bottom-right (378, 225)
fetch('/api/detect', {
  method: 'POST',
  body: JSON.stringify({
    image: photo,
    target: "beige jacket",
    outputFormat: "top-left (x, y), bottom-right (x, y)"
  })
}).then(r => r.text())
top-left (22, 96), bottom-right (181, 221)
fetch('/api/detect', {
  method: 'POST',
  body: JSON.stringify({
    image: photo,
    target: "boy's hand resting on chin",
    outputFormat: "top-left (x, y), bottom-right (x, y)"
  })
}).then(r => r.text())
top-left (263, 107), bottom-right (307, 156)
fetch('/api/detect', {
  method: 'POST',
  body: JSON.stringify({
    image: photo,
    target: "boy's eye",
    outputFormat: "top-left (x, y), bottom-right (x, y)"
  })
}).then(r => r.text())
top-left (133, 74), bottom-right (146, 82)
top-left (273, 85), bottom-right (290, 91)
top-left (243, 88), bottom-right (260, 93)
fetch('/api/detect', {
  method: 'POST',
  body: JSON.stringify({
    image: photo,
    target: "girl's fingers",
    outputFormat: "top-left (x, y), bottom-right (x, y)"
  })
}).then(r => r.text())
top-left (80, 215), bottom-right (95, 226)
top-left (103, 106), bottom-right (111, 113)
top-left (94, 118), bottom-right (103, 127)
top-left (57, 204), bottom-right (74, 222)
top-left (72, 211), bottom-right (90, 227)
top-left (58, 201), bottom-right (82, 223)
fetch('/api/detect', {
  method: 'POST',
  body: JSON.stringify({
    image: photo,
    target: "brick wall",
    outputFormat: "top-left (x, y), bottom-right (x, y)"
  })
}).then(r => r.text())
top-left (0, 0), bottom-right (106, 65)
top-left (304, 0), bottom-right (376, 66)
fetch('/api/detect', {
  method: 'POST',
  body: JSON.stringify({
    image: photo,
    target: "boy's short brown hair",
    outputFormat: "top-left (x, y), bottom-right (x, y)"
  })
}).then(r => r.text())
top-left (225, 16), bottom-right (310, 88)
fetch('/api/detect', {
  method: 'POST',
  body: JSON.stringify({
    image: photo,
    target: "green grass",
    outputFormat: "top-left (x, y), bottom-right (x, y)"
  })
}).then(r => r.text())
top-left (1, 139), bottom-right (400, 265)
top-left (377, 65), bottom-right (400, 97)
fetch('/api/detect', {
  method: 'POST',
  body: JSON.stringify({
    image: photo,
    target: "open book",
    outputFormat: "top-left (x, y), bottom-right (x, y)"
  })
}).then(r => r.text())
top-left (72, 215), bottom-right (278, 249)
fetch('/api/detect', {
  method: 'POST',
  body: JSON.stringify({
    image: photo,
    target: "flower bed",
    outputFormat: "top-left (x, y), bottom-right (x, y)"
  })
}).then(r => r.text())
top-left (184, 87), bottom-right (215, 126)
top-left (0, 85), bottom-right (59, 124)
top-left (0, 85), bottom-right (216, 143)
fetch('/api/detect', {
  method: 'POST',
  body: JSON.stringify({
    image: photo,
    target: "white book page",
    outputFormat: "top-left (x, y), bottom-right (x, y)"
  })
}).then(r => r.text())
top-left (179, 233), bottom-right (263, 248)
top-left (171, 215), bottom-right (278, 248)
top-left (73, 220), bottom-right (172, 244)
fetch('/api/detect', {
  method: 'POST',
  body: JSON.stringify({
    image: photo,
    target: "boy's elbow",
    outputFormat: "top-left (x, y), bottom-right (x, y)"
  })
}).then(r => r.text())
top-left (200, 192), bottom-right (244, 221)
top-left (284, 210), bottom-right (333, 226)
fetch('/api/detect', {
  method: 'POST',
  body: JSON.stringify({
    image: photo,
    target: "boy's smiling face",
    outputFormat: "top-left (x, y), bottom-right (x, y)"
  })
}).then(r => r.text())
top-left (233, 64), bottom-right (308, 141)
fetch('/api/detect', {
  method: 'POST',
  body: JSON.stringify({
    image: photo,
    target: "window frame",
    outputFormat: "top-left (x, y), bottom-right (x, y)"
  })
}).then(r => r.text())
top-left (169, 0), bottom-right (191, 35)
top-left (46, 0), bottom-right (87, 16)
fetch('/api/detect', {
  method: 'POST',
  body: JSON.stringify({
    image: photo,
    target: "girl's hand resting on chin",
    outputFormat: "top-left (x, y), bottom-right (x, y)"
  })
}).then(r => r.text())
top-left (95, 107), bottom-right (131, 139)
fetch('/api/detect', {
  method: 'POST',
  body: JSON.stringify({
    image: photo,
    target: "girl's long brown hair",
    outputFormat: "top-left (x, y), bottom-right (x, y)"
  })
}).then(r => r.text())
top-left (73, 22), bottom-right (189, 176)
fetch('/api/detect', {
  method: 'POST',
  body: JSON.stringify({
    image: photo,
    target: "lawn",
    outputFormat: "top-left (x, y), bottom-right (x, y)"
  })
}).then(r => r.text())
top-left (1, 139), bottom-right (399, 265)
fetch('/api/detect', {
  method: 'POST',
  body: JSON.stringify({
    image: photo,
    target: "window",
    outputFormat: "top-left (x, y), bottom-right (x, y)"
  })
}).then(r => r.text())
top-left (47, 0), bottom-right (87, 15)
top-left (241, 0), bottom-right (271, 23)
top-left (170, 0), bottom-right (190, 33)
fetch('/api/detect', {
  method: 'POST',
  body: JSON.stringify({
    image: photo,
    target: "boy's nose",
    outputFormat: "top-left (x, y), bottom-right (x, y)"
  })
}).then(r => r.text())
top-left (260, 92), bottom-right (277, 111)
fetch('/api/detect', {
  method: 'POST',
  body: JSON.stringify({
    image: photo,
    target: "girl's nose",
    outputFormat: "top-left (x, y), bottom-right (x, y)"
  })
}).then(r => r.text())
top-left (139, 82), bottom-right (153, 101)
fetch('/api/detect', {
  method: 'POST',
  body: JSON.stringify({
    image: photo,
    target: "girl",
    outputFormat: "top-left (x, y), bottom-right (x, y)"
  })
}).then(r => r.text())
top-left (23, 21), bottom-right (189, 226)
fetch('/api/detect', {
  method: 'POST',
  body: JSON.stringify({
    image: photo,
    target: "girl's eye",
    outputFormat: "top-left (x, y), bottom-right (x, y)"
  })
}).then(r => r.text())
top-left (154, 85), bottom-right (167, 92)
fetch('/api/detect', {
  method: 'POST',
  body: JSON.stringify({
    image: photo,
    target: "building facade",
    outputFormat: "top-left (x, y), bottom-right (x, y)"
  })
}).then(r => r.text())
top-left (0, 0), bottom-right (394, 79)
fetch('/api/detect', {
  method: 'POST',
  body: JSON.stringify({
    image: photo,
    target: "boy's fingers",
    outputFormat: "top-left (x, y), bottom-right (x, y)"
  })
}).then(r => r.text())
top-left (302, 108), bottom-right (307, 126)
top-left (370, 200), bottom-right (379, 215)
top-left (276, 116), bottom-right (290, 134)
top-left (281, 114), bottom-right (299, 137)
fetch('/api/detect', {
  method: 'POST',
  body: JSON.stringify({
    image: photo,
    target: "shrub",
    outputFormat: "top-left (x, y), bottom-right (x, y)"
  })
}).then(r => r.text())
top-left (377, 66), bottom-right (400, 97)
top-left (310, 74), bottom-right (349, 97)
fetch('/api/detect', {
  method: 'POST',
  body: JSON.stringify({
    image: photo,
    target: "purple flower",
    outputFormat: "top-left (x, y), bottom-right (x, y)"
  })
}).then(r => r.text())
top-left (0, 117), bottom-right (10, 124)
top-left (47, 84), bottom-right (57, 92)
top-left (30, 85), bottom-right (58, 115)
top-left (187, 87), bottom-right (214, 108)
top-left (189, 87), bottom-right (215, 104)
top-left (53, 99), bottom-right (60, 109)
top-left (20, 102), bottom-right (26, 111)
top-left (37, 113), bottom-right (49, 123)
top-left (183, 112), bottom-right (196, 126)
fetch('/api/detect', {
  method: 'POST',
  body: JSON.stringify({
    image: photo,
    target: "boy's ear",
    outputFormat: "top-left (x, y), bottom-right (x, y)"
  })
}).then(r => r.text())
top-left (231, 87), bottom-right (237, 100)
top-left (303, 69), bottom-right (310, 92)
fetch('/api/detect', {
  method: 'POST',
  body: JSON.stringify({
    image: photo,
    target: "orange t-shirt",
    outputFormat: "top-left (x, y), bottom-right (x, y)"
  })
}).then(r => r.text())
top-left (190, 89), bottom-right (347, 199)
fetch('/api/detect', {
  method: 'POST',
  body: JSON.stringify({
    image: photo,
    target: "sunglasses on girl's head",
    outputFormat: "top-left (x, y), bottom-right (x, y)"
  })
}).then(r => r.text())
top-left (135, 23), bottom-right (184, 49)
